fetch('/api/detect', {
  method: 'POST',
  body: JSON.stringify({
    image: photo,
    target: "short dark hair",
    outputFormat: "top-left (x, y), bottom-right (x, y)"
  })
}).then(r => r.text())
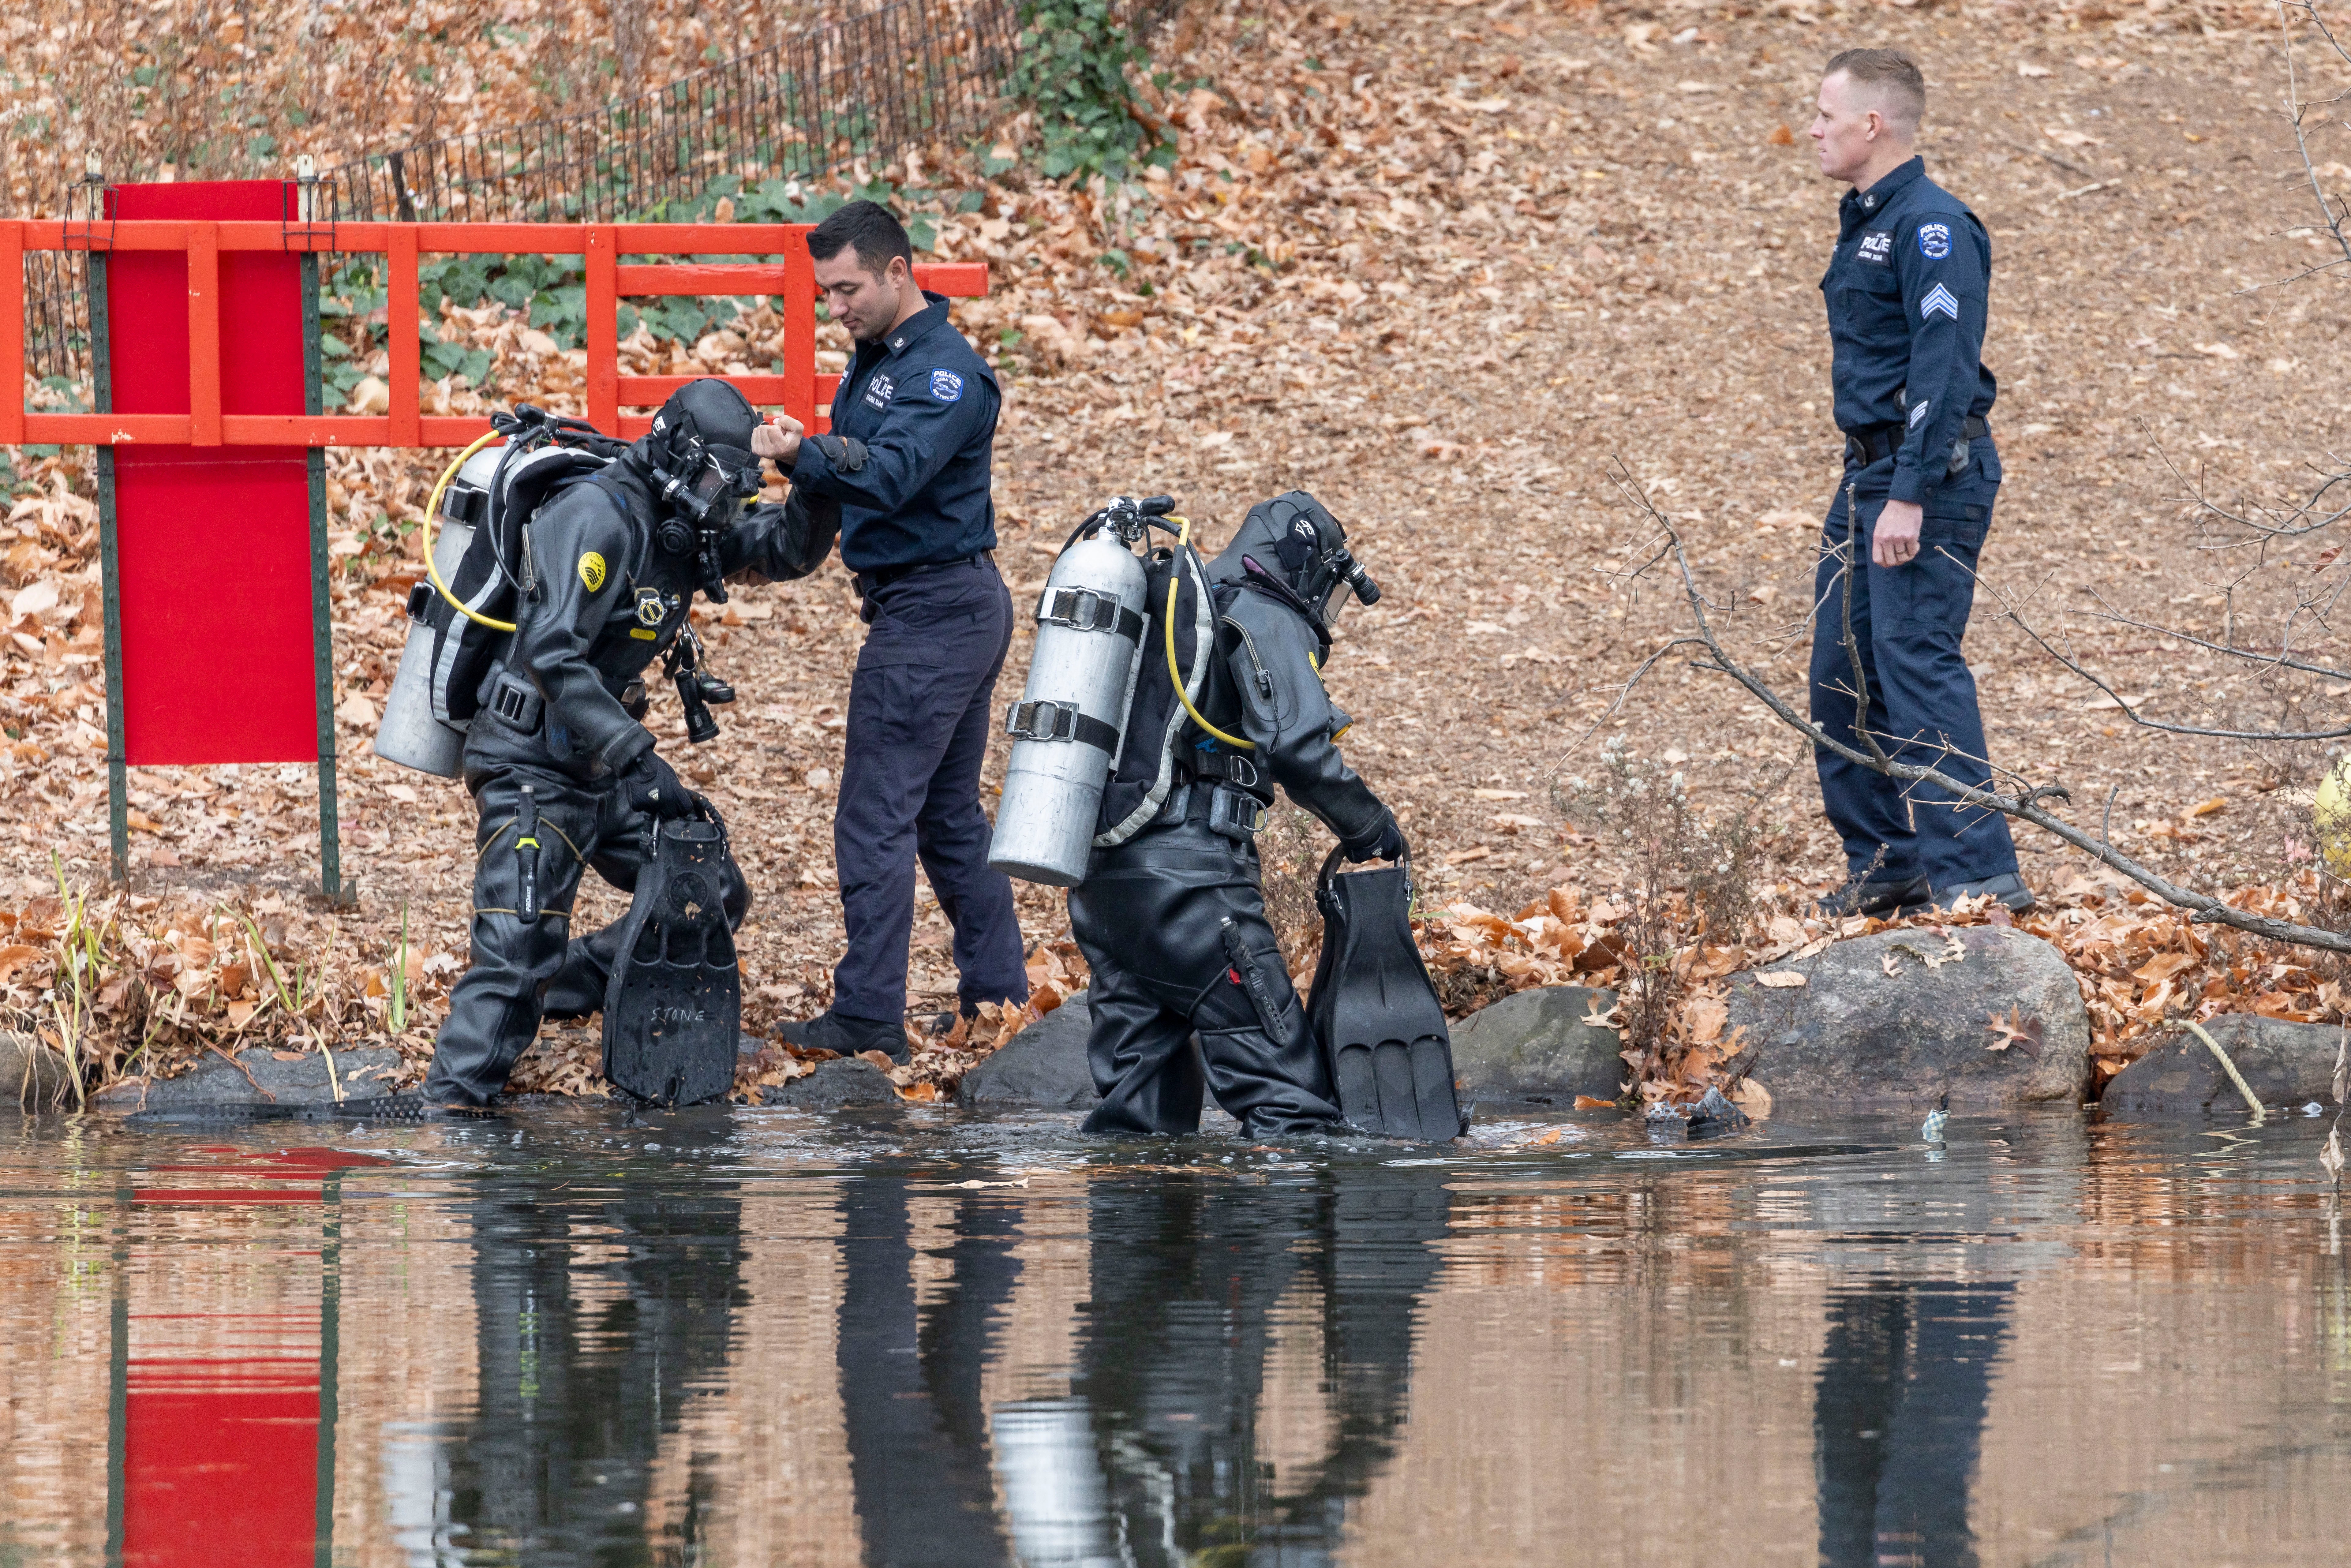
top-left (1824, 47), bottom-right (1926, 134)
top-left (807, 199), bottom-right (913, 278)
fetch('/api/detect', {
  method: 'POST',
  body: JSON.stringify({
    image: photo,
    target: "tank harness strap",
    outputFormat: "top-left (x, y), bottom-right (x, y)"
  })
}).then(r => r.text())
top-left (1004, 698), bottom-right (1121, 753)
top-left (1036, 586), bottom-right (1145, 643)
top-left (1181, 749), bottom-right (1263, 791)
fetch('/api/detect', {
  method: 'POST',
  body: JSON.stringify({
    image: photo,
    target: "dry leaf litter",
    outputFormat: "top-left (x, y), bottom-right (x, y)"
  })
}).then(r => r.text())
top-left (5, 0), bottom-right (2349, 1105)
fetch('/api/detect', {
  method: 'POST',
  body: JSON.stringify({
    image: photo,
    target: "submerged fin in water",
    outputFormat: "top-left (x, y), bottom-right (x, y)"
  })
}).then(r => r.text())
top-left (1307, 846), bottom-right (1466, 1141)
top-left (602, 816), bottom-right (741, 1107)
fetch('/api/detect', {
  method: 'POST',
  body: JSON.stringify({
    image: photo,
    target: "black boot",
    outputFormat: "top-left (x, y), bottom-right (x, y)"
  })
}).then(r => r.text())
top-left (780, 1009), bottom-right (909, 1062)
top-left (1812, 871), bottom-right (1931, 919)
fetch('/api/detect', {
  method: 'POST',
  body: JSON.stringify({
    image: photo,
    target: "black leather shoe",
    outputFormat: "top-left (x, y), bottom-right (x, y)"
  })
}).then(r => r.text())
top-left (1813, 871), bottom-right (1931, 919)
top-left (1931, 873), bottom-right (2036, 914)
top-left (778, 1009), bottom-right (910, 1062)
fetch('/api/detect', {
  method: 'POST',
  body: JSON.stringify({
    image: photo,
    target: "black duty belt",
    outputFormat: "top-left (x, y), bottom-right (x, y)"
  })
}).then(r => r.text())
top-left (1004, 698), bottom-right (1119, 753)
top-left (1845, 415), bottom-right (1988, 467)
top-left (853, 551), bottom-right (992, 597)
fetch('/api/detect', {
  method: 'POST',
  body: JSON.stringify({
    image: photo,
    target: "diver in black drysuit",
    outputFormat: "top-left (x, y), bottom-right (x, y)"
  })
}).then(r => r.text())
top-left (1072, 491), bottom-right (1405, 1137)
top-left (425, 380), bottom-right (838, 1105)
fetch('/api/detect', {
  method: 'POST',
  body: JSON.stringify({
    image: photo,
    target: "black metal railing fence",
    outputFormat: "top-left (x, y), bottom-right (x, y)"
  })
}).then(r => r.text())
top-left (18, 0), bottom-right (1178, 410)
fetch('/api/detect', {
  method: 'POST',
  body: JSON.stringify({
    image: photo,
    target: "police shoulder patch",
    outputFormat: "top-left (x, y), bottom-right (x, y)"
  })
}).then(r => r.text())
top-left (578, 551), bottom-right (607, 592)
top-left (1918, 221), bottom-right (1953, 261)
top-left (930, 368), bottom-right (965, 402)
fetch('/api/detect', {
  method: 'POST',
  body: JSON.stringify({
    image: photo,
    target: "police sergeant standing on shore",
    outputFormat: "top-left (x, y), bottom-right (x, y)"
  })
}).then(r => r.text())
top-left (753, 200), bottom-right (1029, 1056)
top-left (1806, 48), bottom-right (2034, 917)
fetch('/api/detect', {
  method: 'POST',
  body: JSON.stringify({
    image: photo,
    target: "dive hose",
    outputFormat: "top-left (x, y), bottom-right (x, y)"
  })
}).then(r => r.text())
top-left (1165, 516), bottom-right (1255, 752)
top-left (423, 430), bottom-right (516, 633)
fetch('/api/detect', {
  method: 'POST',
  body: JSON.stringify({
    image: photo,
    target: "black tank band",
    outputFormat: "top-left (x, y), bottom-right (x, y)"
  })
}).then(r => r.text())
top-left (1005, 699), bottom-right (1120, 752)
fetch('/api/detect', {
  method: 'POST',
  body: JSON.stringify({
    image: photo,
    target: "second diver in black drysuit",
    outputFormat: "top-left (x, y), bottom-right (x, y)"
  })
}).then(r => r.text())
top-left (424, 379), bottom-right (839, 1105)
top-left (1071, 491), bottom-right (1405, 1137)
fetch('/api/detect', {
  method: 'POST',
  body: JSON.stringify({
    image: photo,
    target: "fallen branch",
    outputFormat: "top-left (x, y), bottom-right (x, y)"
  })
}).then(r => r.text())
top-left (1606, 458), bottom-right (2351, 955)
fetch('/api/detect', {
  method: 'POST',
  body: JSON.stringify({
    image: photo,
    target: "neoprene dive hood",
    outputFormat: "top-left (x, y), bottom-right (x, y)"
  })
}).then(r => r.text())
top-left (638, 378), bottom-right (766, 535)
top-left (1209, 491), bottom-right (1381, 629)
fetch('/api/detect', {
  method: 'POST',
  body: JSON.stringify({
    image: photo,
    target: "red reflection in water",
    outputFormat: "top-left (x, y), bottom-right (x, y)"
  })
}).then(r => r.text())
top-left (119, 1146), bottom-right (389, 1568)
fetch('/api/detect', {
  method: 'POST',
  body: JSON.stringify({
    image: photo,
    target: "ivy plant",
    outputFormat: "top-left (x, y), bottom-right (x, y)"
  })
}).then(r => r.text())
top-left (1007, 0), bottom-right (1167, 181)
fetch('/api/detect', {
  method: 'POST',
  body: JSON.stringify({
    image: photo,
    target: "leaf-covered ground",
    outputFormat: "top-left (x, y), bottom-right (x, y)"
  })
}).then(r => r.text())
top-left (6, 0), bottom-right (2349, 1101)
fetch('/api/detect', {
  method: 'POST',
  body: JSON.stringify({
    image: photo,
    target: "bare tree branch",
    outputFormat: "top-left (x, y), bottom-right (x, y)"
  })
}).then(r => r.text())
top-left (1608, 470), bottom-right (2351, 954)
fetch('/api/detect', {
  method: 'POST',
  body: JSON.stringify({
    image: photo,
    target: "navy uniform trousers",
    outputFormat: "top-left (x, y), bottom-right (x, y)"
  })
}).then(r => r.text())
top-left (833, 555), bottom-right (1029, 1022)
top-left (1808, 440), bottom-right (2020, 890)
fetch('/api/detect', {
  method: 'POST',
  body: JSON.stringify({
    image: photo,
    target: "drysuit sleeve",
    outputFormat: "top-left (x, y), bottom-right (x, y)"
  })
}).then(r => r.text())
top-left (1889, 208), bottom-right (1990, 506)
top-left (787, 368), bottom-right (997, 515)
top-left (722, 488), bottom-right (840, 584)
top-left (506, 484), bottom-right (653, 773)
top-left (1222, 594), bottom-right (1391, 847)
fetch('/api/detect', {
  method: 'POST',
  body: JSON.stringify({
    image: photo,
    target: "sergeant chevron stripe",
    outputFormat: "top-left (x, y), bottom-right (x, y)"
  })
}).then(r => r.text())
top-left (1920, 283), bottom-right (1961, 322)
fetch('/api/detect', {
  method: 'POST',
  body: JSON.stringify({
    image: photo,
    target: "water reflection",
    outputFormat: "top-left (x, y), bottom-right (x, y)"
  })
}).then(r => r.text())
top-left (1058, 1166), bottom-right (1450, 1567)
top-left (0, 1114), bottom-right (2345, 1565)
top-left (840, 1178), bottom-right (1016, 1564)
top-left (1814, 1283), bottom-right (2011, 1568)
top-left (440, 1122), bottom-right (745, 1561)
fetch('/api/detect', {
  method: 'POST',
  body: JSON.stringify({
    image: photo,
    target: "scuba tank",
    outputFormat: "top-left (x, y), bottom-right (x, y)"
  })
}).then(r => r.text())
top-left (372, 407), bottom-right (627, 777)
top-left (371, 466), bottom-right (483, 777)
top-left (987, 495), bottom-right (1170, 886)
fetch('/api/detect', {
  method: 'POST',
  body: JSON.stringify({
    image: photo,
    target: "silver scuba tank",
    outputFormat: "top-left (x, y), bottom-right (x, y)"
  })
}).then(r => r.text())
top-left (371, 447), bottom-right (501, 777)
top-left (988, 512), bottom-right (1153, 886)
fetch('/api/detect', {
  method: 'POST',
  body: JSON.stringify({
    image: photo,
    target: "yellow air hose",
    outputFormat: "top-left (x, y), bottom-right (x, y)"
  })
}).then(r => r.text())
top-left (1165, 516), bottom-right (1255, 751)
top-left (423, 429), bottom-right (515, 632)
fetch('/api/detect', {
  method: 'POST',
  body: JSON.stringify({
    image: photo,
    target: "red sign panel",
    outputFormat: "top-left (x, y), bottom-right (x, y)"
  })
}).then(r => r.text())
top-left (107, 182), bottom-right (316, 764)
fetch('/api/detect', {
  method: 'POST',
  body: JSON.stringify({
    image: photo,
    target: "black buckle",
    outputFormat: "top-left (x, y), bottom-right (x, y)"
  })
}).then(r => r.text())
top-left (1038, 587), bottom-right (1109, 631)
top-left (1207, 786), bottom-right (1266, 841)
top-left (1005, 699), bottom-right (1075, 742)
top-left (490, 676), bottom-right (544, 731)
top-left (405, 582), bottom-right (434, 623)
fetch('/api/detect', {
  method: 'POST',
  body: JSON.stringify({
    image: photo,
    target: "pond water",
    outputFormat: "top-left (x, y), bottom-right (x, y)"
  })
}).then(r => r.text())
top-left (0, 1106), bottom-right (2345, 1566)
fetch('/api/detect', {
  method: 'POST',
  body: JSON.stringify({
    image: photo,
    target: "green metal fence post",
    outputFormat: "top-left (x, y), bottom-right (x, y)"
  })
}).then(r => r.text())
top-left (89, 250), bottom-right (129, 888)
top-left (303, 249), bottom-right (352, 906)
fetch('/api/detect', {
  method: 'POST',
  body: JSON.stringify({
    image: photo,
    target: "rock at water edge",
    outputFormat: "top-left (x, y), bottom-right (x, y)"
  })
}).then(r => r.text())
top-left (764, 1056), bottom-right (903, 1109)
top-left (1723, 926), bottom-right (2091, 1110)
top-left (2103, 1015), bottom-right (2349, 1117)
top-left (0, 1032), bottom-right (78, 1111)
top-left (97, 1046), bottom-right (404, 1109)
top-left (1447, 985), bottom-right (1624, 1104)
top-left (958, 999), bottom-right (1100, 1110)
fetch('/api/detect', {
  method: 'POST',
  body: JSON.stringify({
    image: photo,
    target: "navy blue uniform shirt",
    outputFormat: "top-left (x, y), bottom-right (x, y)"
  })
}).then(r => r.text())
top-left (1821, 157), bottom-right (1998, 506)
top-left (789, 290), bottom-right (1000, 573)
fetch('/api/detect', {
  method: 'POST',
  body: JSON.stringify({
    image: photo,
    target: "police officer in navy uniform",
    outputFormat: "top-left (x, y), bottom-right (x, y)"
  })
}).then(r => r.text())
top-left (753, 200), bottom-right (1028, 1057)
top-left (1807, 49), bottom-right (2032, 916)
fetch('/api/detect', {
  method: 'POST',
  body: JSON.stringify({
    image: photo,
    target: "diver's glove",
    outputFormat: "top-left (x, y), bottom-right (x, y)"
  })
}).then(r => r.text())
top-left (620, 751), bottom-right (697, 820)
top-left (1342, 811), bottom-right (1406, 864)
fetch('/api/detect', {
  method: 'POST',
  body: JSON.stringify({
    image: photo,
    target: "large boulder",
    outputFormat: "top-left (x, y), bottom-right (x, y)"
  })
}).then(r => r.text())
top-left (763, 1056), bottom-right (902, 1109)
top-left (2103, 1016), bottom-right (2345, 1117)
top-left (1447, 986), bottom-right (1625, 1104)
top-left (0, 1031), bottom-right (78, 1111)
top-left (99, 1046), bottom-right (403, 1109)
top-left (1724, 926), bottom-right (2091, 1110)
top-left (958, 999), bottom-right (1101, 1111)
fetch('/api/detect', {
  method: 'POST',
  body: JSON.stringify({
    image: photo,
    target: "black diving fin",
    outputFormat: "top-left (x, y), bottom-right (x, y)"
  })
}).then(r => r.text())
top-left (601, 813), bottom-right (741, 1107)
top-left (1307, 843), bottom-right (1466, 1141)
